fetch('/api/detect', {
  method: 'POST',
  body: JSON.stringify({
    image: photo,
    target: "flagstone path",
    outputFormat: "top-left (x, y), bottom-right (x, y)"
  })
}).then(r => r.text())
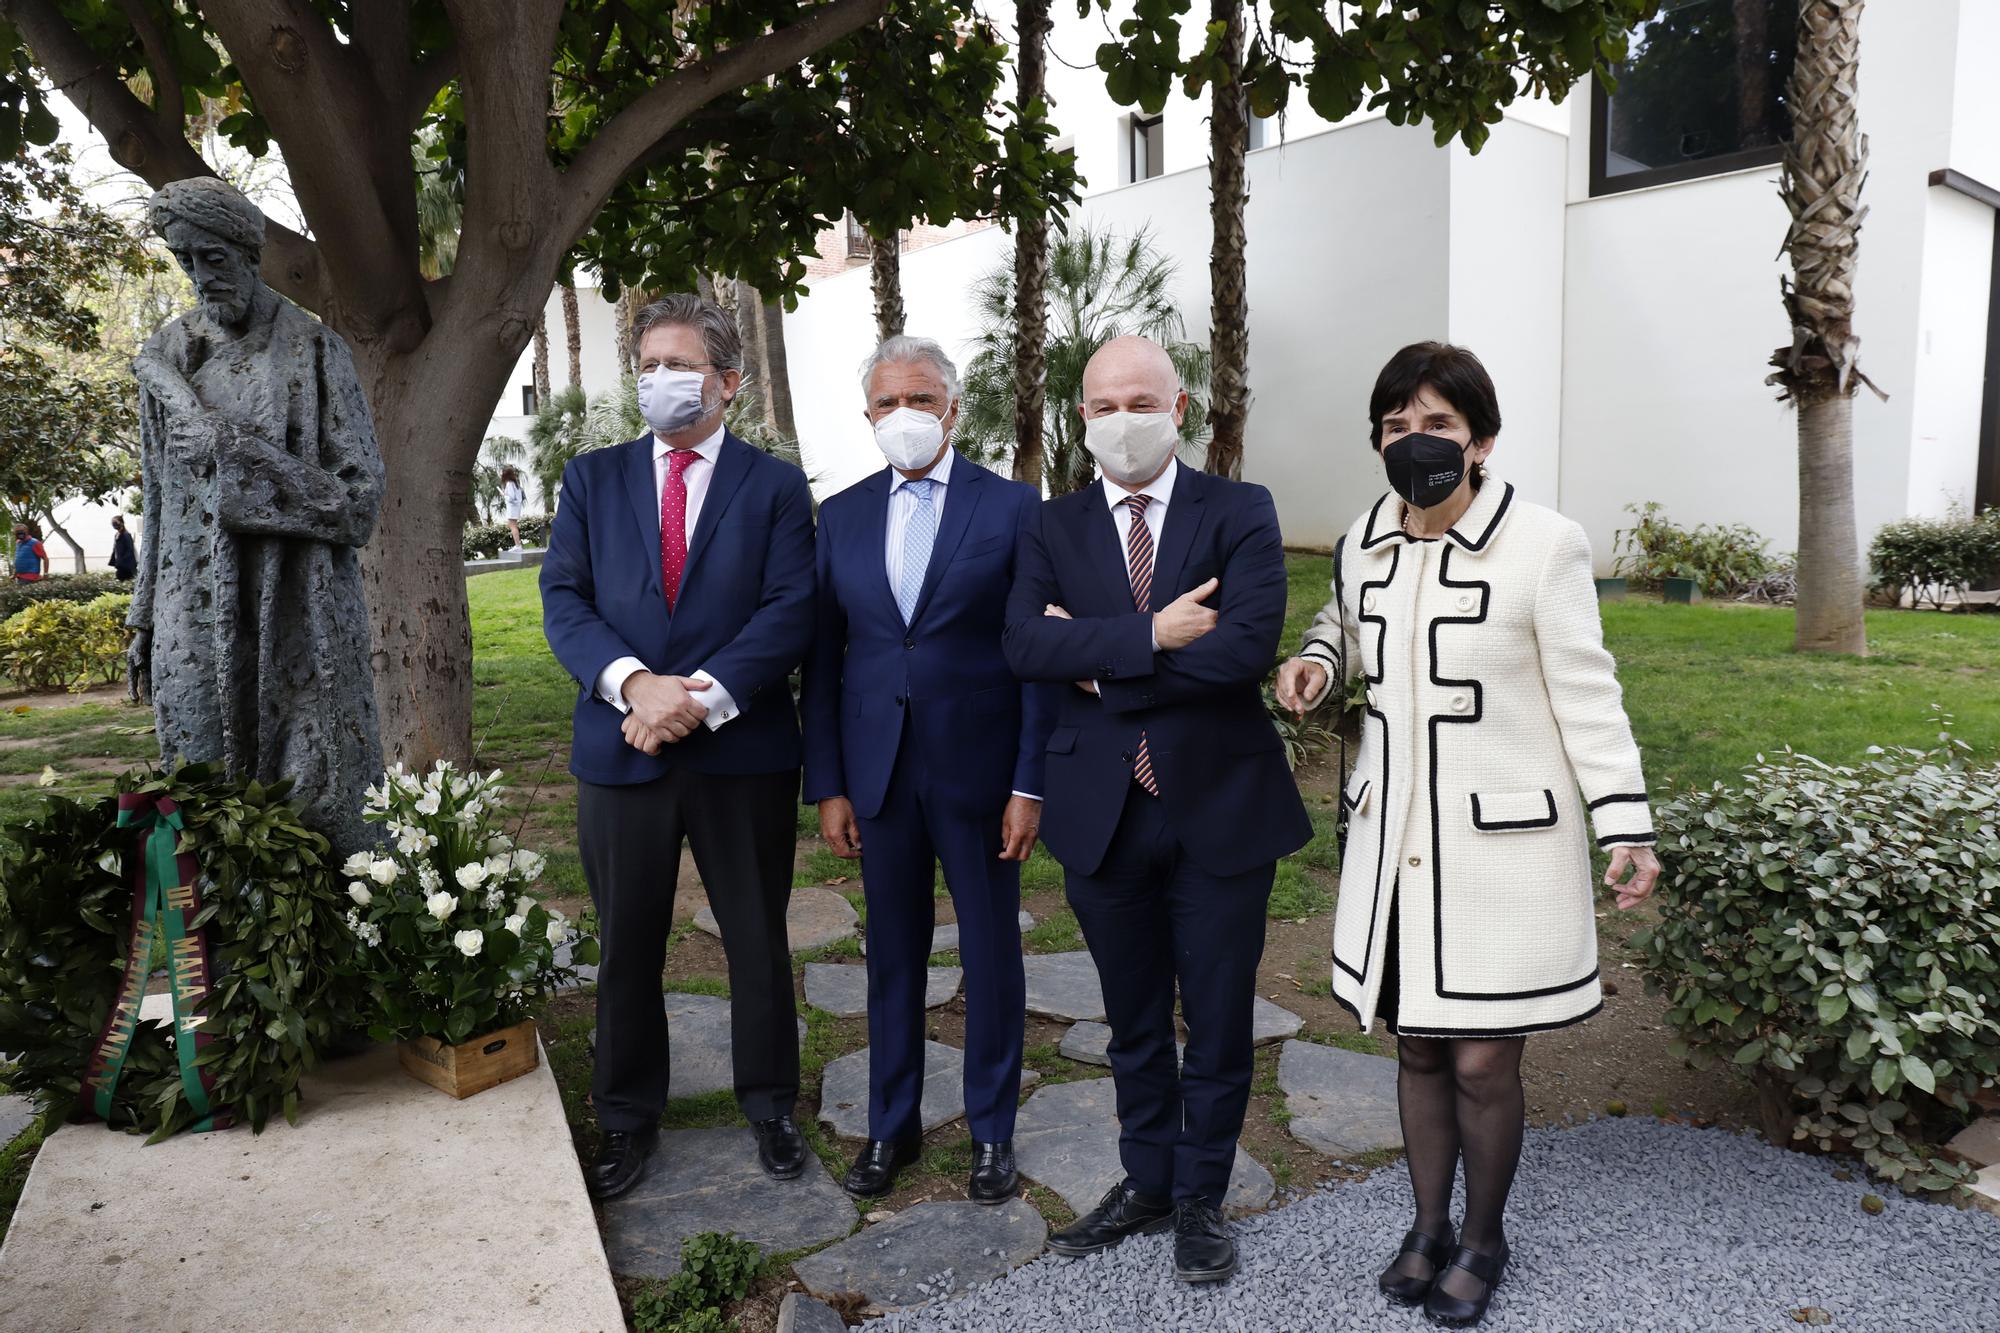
top-left (1012, 1077), bottom-right (1275, 1216)
top-left (1276, 1038), bottom-right (1405, 1158)
top-left (818, 1041), bottom-right (1041, 1140)
top-left (804, 962), bottom-right (962, 1018)
top-left (694, 885), bottom-right (859, 953)
top-left (792, 1199), bottom-right (1048, 1312)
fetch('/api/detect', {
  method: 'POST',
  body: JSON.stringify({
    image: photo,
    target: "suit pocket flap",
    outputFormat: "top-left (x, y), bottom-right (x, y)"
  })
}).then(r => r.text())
top-left (1046, 726), bottom-right (1078, 755)
top-left (1469, 789), bottom-right (1558, 831)
top-left (1342, 773), bottom-right (1372, 814)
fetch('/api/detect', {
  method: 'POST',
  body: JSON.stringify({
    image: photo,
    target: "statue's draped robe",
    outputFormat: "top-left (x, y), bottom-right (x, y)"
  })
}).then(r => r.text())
top-left (131, 286), bottom-right (385, 856)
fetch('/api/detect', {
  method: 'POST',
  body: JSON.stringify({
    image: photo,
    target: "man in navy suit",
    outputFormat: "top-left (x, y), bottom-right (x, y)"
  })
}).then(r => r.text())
top-left (1004, 336), bottom-right (1311, 1282)
top-left (542, 294), bottom-right (814, 1200)
top-left (802, 336), bottom-right (1055, 1202)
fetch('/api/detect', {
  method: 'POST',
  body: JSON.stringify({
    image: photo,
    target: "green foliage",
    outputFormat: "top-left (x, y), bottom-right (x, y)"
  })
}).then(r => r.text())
top-left (1264, 678), bottom-right (1333, 771)
top-left (0, 594), bottom-right (130, 692)
top-left (1869, 510), bottom-right (2000, 611)
top-left (958, 226), bottom-right (1210, 494)
top-left (463, 517), bottom-right (552, 563)
top-left (0, 763), bottom-right (352, 1139)
top-left (1268, 860), bottom-right (1332, 920)
top-left (1633, 719), bottom-right (2000, 1197)
top-left (0, 570), bottom-right (127, 621)
top-left (1613, 501), bottom-right (1775, 596)
top-left (630, 1231), bottom-right (763, 1333)
top-left (348, 761), bottom-right (595, 1046)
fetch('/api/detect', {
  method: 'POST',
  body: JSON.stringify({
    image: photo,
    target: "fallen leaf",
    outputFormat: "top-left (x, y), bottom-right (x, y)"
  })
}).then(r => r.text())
top-left (1792, 1307), bottom-right (1833, 1325)
top-left (9, 705), bottom-right (29, 715)
top-left (37, 765), bottom-right (57, 787)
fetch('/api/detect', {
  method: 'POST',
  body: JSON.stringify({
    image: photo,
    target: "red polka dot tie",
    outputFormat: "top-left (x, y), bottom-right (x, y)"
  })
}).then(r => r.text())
top-left (660, 449), bottom-right (700, 610)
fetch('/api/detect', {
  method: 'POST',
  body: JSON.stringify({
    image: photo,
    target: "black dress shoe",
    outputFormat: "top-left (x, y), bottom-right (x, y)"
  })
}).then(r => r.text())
top-left (843, 1134), bottom-right (922, 1198)
top-left (751, 1115), bottom-right (807, 1180)
top-left (585, 1127), bottom-right (658, 1201)
top-left (1172, 1199), bottom-right (1237, 1283)
top-left (1046, 1181), bottom-right (1174, 1256)
top-left (1425, 1241), bottom-right (1508, 1327)
top-left (968, 1140), bottom-right (1018, 1205)
top-left (1379, 1226), bottom-right (1456, 1305)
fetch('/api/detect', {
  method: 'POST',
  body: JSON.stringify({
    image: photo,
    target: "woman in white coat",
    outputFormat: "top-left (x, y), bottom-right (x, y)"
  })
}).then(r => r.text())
top-left (1276, 343), bottom-right (1662, 1327)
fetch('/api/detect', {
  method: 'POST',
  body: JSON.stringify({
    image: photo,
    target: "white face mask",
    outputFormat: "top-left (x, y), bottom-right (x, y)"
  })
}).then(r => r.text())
top-left (1083, 410), bottom-right (1181, 486)
top-left (638, 367), bottom-right (710, 435)
top-left (872, 405), bottom-right (948, 471)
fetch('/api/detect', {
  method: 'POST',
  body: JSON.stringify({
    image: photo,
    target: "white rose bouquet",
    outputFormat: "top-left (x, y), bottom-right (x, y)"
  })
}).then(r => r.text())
top-left (346, 760), bottom-right (598, 1045)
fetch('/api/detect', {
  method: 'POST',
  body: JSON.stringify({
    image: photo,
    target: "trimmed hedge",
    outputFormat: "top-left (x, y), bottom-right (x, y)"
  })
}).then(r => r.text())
top-left (463, 514), bottom-right (551, 562)
top-left (0, 571), bottom-right (128, 621)
top-left (1869, 510), bottom-right (2000, 610)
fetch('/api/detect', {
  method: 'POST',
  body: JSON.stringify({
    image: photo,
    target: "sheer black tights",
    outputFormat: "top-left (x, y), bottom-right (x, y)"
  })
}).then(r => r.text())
top-left (1387, 1033), bottom-right (1526, 1301)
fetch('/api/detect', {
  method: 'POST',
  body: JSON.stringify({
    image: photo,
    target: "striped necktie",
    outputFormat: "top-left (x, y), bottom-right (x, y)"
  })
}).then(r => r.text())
top-left (1123, 493), bottom-right (1160, 796)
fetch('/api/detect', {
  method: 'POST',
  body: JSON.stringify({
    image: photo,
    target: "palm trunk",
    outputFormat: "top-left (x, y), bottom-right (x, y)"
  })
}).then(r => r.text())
top-left (1767, 0), bottom-right (1873, 655)
top-left (870, 233), bottom-right (905, 342)
top-left (760, 297), bottom-right (797, 440)
top-left (1011, 0), bottom-right (1052, 489)
top-left (560, 282), bottom-right (583, 391)
top-left (532, 309), bottom-right (551, 405)
top-left (1204, 0), bottom-right (1250, 480)
top-left (614, 288), bottom-right (639, 377)
top-left (734, 279), bottom-right (768, 424)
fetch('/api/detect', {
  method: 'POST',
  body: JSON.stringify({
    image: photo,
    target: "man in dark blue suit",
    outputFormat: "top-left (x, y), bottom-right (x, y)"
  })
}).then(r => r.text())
top-left (801, 336), bottom-right (1055, 1202)
top-left (542, 294), bottom-right (814, 1201)
top-left (1004, 336), bottom-right (1311, 1283)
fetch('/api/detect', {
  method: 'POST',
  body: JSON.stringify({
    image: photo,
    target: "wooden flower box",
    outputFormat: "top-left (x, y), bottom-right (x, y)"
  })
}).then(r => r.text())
top-left (398, 1019), bottom-right (539, 1099)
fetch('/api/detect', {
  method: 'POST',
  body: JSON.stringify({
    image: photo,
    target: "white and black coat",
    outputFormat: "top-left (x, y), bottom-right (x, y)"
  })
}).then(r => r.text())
top-left (1299, 478), bottom-right (1654, 1037)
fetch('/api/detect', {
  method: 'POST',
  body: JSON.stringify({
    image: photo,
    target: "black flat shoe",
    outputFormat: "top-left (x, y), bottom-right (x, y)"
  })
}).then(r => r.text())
top-left (968, 1140), bottom-right (1018, 1204)
top-left (1425, 1241), bottom-right (1509, 1327)
top-left (585, 1127), bottom-right (658, 1201)
top-left (751, 1115), bottom-right (807, 1180)
top-left (1379, 1226), bottom-right (1456, 1305)
top-left (1172, 1199), bottom-right (1237, 1283)
top-left (842, 1134), bottom-right (921, 1198)
top-left (1046, 1181), bottom-right (1174, 1256)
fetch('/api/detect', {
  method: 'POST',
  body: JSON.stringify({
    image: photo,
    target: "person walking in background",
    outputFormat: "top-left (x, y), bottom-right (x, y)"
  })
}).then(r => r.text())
top-left (10, 524), bottom-right (46, 582)
top-left (109, 516), bottom-right (137, 581)
top-left (801, 334), bottom-right (1055, 1204)
top-left (1275, 341), bottom-right (1662, 1327)
top-left (541, 293), bottom-right (815, 1202)
top-left (501, 466), bottom-right (527, 553)
top-left (1004, 335), bottom-right (1311, 1285)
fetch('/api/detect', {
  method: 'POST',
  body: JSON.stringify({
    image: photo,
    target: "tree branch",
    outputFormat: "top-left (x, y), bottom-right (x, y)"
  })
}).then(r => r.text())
top-left (554, 0), bottom-right (888, 247)
top-left (115, 0), bottom-right (183, 138)
top-left (4, 0), bottom-right (327, 310)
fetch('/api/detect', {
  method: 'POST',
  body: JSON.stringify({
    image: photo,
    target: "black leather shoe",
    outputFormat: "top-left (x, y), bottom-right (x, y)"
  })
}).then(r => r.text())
top-left (968, 1140), bottom-right (1018, 1204)
top-left (1172, 1199), bottom-right (1237, 1283)
top-left (1046, 1181), bottom-right (1175, 1256)
top-left (751, 1116), bottom-right (807, 1180)
top-left (843, 1134), bottom-right (922, 1198)
top-left (585, 1127), bottom-right (658, 1201)
top-left (1425, 1241), bottom-right (1509, 1327)
top-left (1379, 1226), bottom-right (1456, 1305)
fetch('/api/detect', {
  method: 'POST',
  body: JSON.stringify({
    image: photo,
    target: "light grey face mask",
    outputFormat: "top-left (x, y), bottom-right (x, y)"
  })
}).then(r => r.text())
top-left (1084, 410), bottom-right (1179, 485)
top-left (638, 367), bottom-right (709, 434)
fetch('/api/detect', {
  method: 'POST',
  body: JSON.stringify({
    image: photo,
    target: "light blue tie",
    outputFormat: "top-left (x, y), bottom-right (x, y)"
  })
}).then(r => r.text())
top-left (897, 478), bottom-right (938, 624)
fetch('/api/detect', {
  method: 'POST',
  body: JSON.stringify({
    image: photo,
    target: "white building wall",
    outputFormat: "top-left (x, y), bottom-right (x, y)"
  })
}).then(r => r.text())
top-left (1906, 188), bottom-right (1993, 517)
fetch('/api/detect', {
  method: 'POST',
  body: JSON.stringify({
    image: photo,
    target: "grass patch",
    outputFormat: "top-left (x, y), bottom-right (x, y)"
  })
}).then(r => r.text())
top-left (660, 1089), bottom-right (745, 1131)
top-left (1021, 907), bottom-right (1084, 953)
top-left (1023, 1181), bottom-right (1076, 1231)
top-left (1299, 1024), bottom-right (1386, 1057)
top-left (796, 936), bottom-right (863, 963)
top-left (794, 848), bottom-right (854, 888)
top-left (1019, 844), bottom-right (1066, 895)
top-left (0, 1100), bottom-right (54, 1248)
top-left (1293, 960), bottom-right (1333, 999)
top-left (1293, 808), bottom-right (1341, 874)
top-left (1268, 861), bottom-right (1333, 920)
top-left (671, 974), bottom-right (731, 998)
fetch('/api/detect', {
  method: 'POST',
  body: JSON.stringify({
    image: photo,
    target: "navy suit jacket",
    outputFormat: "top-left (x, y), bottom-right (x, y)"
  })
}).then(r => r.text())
top-left (1003, 464), bottom-right (1312, 877)
top-left (541, 431), bottom-right (815, 784)
top-left (802, 453), bottom-right (1057, 819)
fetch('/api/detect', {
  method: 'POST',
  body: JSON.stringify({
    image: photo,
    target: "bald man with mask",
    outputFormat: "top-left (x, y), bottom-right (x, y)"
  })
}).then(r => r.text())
top-left (1003, 337), bottom-right (1310, 1283)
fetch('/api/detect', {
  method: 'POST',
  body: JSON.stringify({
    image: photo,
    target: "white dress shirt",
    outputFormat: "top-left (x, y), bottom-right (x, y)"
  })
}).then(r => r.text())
top-left (885, 445), bottom-right (954, 590)
top-left (592, 424), bottom-right (741, 729)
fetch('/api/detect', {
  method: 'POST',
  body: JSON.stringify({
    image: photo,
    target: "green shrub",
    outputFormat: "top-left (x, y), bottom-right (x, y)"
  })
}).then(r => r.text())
top-left (629, 1231), bottom-right (762, 1333)
top-left (1613, 501), bottom-right (1773, 597)
top-left (1868, 510), bottom-right (2000, 610)
top-left (0, 595), bottom-right (129, 692)
top-left (1634, 717), bottom-right (2000, 1197)
top-left (0, 571), bottom-right (126, 620)
top-left (462, 514), bottom-right (550, 561)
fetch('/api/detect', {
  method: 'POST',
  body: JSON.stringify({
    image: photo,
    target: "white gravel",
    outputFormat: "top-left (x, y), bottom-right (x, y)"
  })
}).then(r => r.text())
top-left (870, 1117), bottom-right (2000, 1332)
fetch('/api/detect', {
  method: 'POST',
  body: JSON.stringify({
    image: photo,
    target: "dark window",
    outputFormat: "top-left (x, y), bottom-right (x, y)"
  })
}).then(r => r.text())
top-left (521, 385), bottom-right (538, 415)
top-left (1130, 114), bottom-right (1164, 183)
top-left (1590, 0), bottom-right (1796, 197)
top-left (844, 211), bottom-right (871, 259)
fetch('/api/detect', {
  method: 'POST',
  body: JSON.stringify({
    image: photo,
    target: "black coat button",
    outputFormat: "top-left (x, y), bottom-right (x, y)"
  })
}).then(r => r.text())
top-left (894, 695), bottom-right (906, 707)
top-left (904, 638), bottom-right (915, 650)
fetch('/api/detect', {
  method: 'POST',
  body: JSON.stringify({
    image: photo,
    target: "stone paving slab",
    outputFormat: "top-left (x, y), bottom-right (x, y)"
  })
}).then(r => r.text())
top-left (0, 1041), bottom-right (622, 1332)
top-left (792, 1198), bottom-right (1048, 1312)
top-left (803, 963), bottom-right (962, 1018)
top-left (1945, 1117), bottom-right (2000, 1168)
top-left (818, 1041), bottom-right (1040, 1140)
top-left (1970, 1164), bottom-right (2000, 1217)
top-left (1055, 996), bottom-right (1299, 1068)
top-left (1251, 994), bottom-right (1305, 1045)
top-left (1012, 1077), bottom-right (1273, 1216)
top-left (695, 885), bottom-right (858, 953)
top-left (1276, 1039), bottom-right (1403, 1158)
top-left (601, 1126), bottom-right (855, 1280)
top-left (0, 1093), bottom-right (36, 1147)
top-left (585, 993), bottom-right (807, 1101)
top-left (776, 1291), bottom-right (846, 1333)
top-left (1021, 951), bottom-right (1105, 1023)
top-left (553, 939), bottom-right (599, 992)
top-left (864, 911), bottom-right (1035, 957)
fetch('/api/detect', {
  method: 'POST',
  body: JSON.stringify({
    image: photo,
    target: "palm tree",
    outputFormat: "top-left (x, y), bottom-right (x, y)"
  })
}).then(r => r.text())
top-left (531, 309), bottom-right (551, 408)
top-left (561, 281), bottom-right (583, 391)
top-left (1767, 0), bottom-right (1879, 654)
top-left (959, 226), bottom-right (1210, 495)
top-left (870, 231), bottom-right (906, 342)
top-left (1204, 0), bottom-right (1250, 481)
top-left (412, 129), bottom-right (462, 280)
top-left (1011, 0), bottom-right (1053, 488)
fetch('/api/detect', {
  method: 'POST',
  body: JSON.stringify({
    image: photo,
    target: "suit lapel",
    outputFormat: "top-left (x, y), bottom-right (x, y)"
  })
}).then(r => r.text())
top-left (1081, 479), bottom-right (1133, 612)
top-left (681, 432), bottom-right (753, 591)
top-left (908, 455), bottom-right (983, 626)
top-left (622, 436), bottom-right (663, 601)
top-left (857, 469), bottom-right (902, 625)
top-left (1148, 463), bottom-right (1210, 610)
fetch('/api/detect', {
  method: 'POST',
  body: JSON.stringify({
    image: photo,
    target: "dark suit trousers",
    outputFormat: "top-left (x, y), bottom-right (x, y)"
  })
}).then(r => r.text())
top-left (856, 745), bottom-right (1026, 1143)
top-left (579, 766), bottom-right (800, 1131)
top-left (1064, 782), bottom-right (1273, 1206)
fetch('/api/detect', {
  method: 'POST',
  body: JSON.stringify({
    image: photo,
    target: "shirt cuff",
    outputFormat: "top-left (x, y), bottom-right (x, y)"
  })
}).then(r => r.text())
top-left (1150, 619), bottom-right (1159, 652)
top-left (691, 668), bottom-right (740, 730)
top-left (1010, 791), bottom-right (1042, 802)
top-left (595, 656), bottom-right (646, 713)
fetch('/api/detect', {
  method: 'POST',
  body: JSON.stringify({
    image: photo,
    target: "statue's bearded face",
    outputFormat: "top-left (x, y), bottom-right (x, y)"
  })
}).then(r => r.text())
top-left (163, 220), bottom-right (259, 326)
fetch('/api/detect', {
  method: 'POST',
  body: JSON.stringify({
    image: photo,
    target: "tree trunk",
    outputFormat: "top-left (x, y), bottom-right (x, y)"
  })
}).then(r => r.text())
top-left (39, 509), bottom-right (85, 574)
top-left (734, 279), bottom-right (769, 425)
top-left (614, 287), bottom-right (639, 378)
top-left (761, 297), bottom-right (798, 440)
top-left (1767, 0), bottom-right (1872, 655)
top-left (870, 232), bottom-right (905, 342)
top-left (1011, 0), bottom-right (1052, 489)
top-left (532, 308), bottom-right (551, 405)
top-left (560, 282), bottom-right (583, 391)
top-left (1204, 0), bottom-right (1250, 481)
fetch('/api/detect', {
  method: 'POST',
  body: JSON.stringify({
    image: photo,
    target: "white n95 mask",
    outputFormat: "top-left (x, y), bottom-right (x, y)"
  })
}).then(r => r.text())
top-left (1083, 410), bottom-right (1180, 486)
top-left (873, 406), bottom-right (948, 471)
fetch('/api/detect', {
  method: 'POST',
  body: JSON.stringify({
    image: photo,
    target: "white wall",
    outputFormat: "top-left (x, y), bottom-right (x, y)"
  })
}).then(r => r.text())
top-left (479, 279), bottom-right (626, 514)
top-left (1906, 187), bottom-right (1993, 517)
